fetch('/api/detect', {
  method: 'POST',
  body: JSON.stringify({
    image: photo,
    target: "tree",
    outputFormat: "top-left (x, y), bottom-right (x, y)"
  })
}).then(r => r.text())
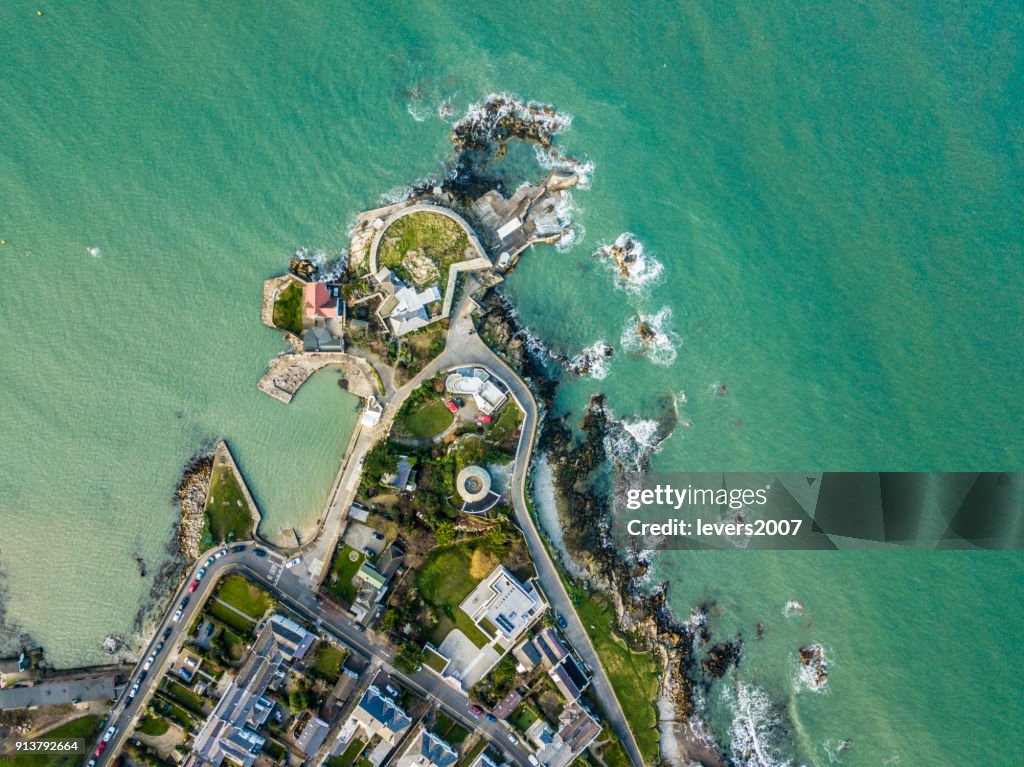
top-left (434, 521), bottom-right (456, 546)
top-left (396, 642), bottom-right (425, 674)
top-left (289, 687), bottom-right (310, 713)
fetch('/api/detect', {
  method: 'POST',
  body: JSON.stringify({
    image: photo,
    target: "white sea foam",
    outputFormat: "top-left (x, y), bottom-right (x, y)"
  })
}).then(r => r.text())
top-left (602, 407), bottom-right (669, 474)
top-left (794, 644), bottom-right (831, 694)
top-left (620, 306), bottom-right (679, 366)
top-left (723, 682), bottom-right (795, 767)
top-left (551, 190), bottom-right (584, 252)
top-left (406, 101), bottom-right (429, 123)
top-left (454, 92), bottom-right (574, 145)
top-left (87, 246), bottom-right (102, 258)
top-left (596, 233), bottom-right (665, 293)
top-left (533, 143), bottom-right (595, 189)
top-left (566, 340), bottom-right (614, 379)
top-left (783, 600), bottom-right (805, 618)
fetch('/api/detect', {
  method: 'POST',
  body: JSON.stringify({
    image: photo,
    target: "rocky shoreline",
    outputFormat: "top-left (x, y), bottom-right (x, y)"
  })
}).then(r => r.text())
top-left (173, 448), bottom-right (214, 562)
top-left (475, 292), bottom-right (736, 767)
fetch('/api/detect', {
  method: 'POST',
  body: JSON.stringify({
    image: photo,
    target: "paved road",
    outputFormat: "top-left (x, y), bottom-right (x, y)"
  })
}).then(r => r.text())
top-left (95, 293), bottom-right (644, 767)
top-left (91, 546), bottom-right (536, 767)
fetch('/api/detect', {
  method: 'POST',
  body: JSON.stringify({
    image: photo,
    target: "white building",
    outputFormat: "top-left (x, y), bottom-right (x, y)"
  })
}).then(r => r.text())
top-left (460, 565), bottom-right (542, 642)
top-left (445, 368), bottom-right (508, 415)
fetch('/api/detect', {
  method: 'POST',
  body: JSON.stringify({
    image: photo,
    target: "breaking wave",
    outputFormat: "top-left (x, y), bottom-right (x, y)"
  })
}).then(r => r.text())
top-left (534, 143), bottom-right (595, 189)
top-left (620, 306), bottom-right (679, 366)
top-left (602, 407), bottom-right (671, 474)
top-left (566, 340), bottom-right (614, 380)
top-left (294, 247), bottom-right (346, 283)
top-left (783, 600), bottom-right (805, 618)
top-left (452, 92), bottom-right (573, 150)
top-left (596, 233), bottom-right (664, 293)
top-left (87, 246), bottom-right (102, 258)
top-left (794, 644), bottom-right (831, 694)
top-left (723, 682), bottom-right (796, 767)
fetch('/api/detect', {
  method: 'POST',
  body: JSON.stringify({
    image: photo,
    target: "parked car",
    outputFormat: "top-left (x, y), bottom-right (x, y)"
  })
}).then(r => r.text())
top-left (154, 641), bottom-right (164, 653)
top-left (454, 397), bottom-right (465, 408)
top-left (363, 547), bottom-right (375, 558)
top-left (231, 545), bottom-right (246, 553)
top-left (205, 622), bottom-right (215, 637)
top-left (138, 671), bottom-right (147, 682)
top-left (162, 627), bottom-right (172, 639)
top-left (196, 567), bottom-right (206, 579)
top-left (528, 755), bottom-right (540, 766)
top-left (445, 398), bottom-right (458, 413)
top-left (214, 548), bottom-right (228, 559)
top-left (253, 548), bottom-right (267, 557)
top-left (128, 682), bottom-right (140, 699)
top-left (102, 725), bottom-right (117, 743)
top-left (180, 596), bottom-right (190, 609)
top-left (172, 609), bottom-right (183, 622)
top-left (477, 414), bottom-right (492, 424)
top-left (470, 705), bottom-right (483, 716)
top-left (556, 613), bottom-right (568, 629)
top-left (142, 655), bottom-right (154, 671)
top-left (188, 579), bottom-right (199, 593)
top-left (285, 556), bottom-right (302, 569)
top-left (486, 714), bottom-right (498, 723)
top-left (94, 743), bottom-right (106, 757)
top-left (204, 557), bottom-right (214, 567)
top-left (371, 531), bottom-right (385, 541)
top-left (507, 733), bottom-right (519, 745)
top-left (87, 759), bottom-right (97, 767)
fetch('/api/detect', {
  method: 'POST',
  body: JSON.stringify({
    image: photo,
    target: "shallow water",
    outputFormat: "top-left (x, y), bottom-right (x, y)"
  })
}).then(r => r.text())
top-left (1, 1), bottom-right (1021, 762)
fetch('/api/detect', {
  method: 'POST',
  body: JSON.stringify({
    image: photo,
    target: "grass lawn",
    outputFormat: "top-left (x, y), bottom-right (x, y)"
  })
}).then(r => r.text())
top-left (136, 715), bottom-right (171, 736)
top-left (219, 626), bottom-right (248, 662)
top-left (2, 715), bottom-right (101, 767)
top-left (423, 647), bottom-right (449, 674)
top-left (415, 543), bottom-right (489, 648)
top-left (594, 732), bottom-right (632, 767)
top-left (509, 702), bottom-right (541, 733)
top-left (398, 399), bottom-right (453, 439)
top-left (273, 281), bottom-right (304, 335)
top-left (162, 680), bottom-right (206, 714)
top-left (207, 602), bottom-right (256, 635)
top-left (377, 211), bottom-right (471, 289)
top-left (311, 642), bottom-right (347, 683)
top-left (326, 738), bottom-right (366, 767)
top-left (152, 696), bottom-right (196, 731)
top-left (203, 462), bottom-right (253, 545)
top-left (433, 713), bottom-right (469, 745)
top-left (216, 574), bottom-right (273, 620)
top-left (326, 545), bottom-right (365, 604)
top-left (570, 589), bottom-right (660, 766)
top-left (487, 405), bottom-right (523, 443)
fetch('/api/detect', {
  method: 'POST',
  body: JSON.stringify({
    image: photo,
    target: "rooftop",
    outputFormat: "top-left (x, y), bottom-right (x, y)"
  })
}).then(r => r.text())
top-left (303, 281), bottom-right (339, 319)
top-left (460, 565), bottom-right (541, 642)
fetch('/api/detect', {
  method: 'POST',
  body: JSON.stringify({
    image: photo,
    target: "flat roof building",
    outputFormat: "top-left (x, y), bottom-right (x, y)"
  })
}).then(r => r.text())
top-left (460, 565), bottom-right (542, 642)
top-left (445, 368), bottom-right (508, 415)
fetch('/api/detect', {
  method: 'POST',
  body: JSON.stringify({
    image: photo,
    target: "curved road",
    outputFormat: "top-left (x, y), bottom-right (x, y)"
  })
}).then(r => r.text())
top-left (91, 544), bottom-right (538, 767)
top-left (94, 292), bottom-right (644, 767)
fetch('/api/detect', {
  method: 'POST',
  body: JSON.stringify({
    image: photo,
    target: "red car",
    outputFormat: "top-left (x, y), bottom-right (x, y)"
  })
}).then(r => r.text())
top-left (94, 743), bottom-right (107, 757)
top-left (445, 399), bottom-right (458, 413)
top-left (189, 579), bottom-right (199, 593)
top-left (477, 414), bottom-right (492, 424)
top-left (470, 704), bottom-right (483, 716)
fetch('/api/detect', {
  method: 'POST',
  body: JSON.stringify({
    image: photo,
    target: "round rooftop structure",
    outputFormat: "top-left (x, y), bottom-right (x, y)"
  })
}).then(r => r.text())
top-left (457, 465), bottom-right (492, 503)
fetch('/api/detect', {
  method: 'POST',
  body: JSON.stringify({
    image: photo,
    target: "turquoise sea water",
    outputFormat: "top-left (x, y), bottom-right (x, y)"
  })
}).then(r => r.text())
top-left (1, 2), bottom-right (1021, 765)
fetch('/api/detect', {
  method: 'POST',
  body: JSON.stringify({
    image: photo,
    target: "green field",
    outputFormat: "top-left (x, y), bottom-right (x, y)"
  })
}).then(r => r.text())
top-left (207, 602), bottom-right (256, 635)
top-left (136, 715), bottom-right (171, 736)
top-left (423, 646), bottom-right (449, 674)
top-left (272, 281), bottom-right (304, 335)
top-left (326, 738), bottom-right (366, 767)
top-left (326, 544), bottom-right (365, 604)
top-left (398, 399), bottom-right (453, 439)
top-left (377, 211), bottom-right (471, 288)
top-left (0, 715), bottom-right (101, 767)
top-left (568, 588), bottom-right (660, 765)
top-left (162, 680), bottom-right (206, 714)
top-left (415, 543), bottom-right (490, 648)
top-left (311, 642), bottom-right (347, 683)
top-left (216, 573), bottom-right (273, 619)
top-left (509, 702), bottom-right (541, 733)
top-left (203, 462), bottom-right (253, 545)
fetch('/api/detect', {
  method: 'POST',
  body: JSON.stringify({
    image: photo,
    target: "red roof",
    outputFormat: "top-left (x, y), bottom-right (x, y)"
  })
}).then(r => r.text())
top-left (303, 282), bottom-right (338, 318)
